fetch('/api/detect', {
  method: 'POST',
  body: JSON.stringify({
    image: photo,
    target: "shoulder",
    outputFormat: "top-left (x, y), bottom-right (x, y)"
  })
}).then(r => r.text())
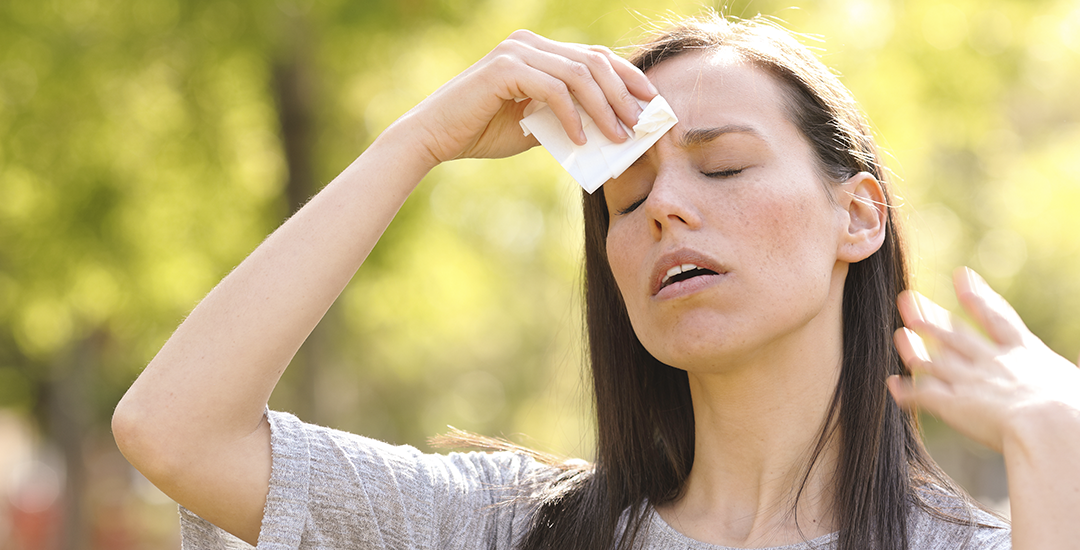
top-left (907, 488), bottom-right (1011, 550)
top-left (181, 410), bottom-right (563, 549)
top-left (265, 409), bottom-right (558, 489)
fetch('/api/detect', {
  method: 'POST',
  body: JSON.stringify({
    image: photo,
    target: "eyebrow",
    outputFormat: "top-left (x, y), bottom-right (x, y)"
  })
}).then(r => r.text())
top-left (678, 125), bottom-right (764, 148)
top-left (626, 124), bottom-right (766, 170)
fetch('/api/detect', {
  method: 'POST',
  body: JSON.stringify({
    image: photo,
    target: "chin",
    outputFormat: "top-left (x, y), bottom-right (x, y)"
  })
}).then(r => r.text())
top-left (641, 331), bottom-right (734, 372)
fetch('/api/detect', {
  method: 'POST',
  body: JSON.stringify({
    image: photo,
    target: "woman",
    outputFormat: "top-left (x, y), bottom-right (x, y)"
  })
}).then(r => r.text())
top-left (113, 14), bottom-right (1080, 549)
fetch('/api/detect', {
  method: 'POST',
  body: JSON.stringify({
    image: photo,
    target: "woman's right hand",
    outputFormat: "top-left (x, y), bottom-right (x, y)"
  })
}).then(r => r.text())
top-left (398, 30), bottom-right (658, 166)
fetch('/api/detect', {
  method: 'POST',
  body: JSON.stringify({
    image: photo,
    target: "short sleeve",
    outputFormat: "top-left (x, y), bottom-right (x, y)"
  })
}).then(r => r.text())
top-left (180, 410), bottom-right (555, 550)
top-left (906, 493), bottom-right (1012, 550)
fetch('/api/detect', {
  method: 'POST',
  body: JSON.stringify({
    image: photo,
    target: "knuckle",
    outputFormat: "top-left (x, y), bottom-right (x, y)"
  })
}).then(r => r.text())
top-left (489, 54), bottom-right (517, 71)
top-left (546, 78), bottom-right (570, 98)
top-left (566, 59), bottom-right (591, 78)
top-left (508, 29), bottom-right (536, 41)
top-left (490, 38), bottom-right (522, 58)
top-left (588, 44), bottom-right (615, 57)
top-left (582, 50), bottom-right (608, 68)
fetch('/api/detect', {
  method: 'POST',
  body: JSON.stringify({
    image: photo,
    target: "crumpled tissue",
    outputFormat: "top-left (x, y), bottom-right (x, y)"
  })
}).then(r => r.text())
top-left (519, 95), bottom-right (678, 194)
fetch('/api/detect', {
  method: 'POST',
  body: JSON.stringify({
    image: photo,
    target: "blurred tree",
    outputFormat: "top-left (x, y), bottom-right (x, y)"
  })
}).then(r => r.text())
top-left (2, 0), bottom-right (1080, 545)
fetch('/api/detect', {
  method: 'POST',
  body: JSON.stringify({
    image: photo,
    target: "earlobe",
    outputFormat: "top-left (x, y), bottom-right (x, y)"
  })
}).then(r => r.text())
top-left (837, 171), bottom-right (887, 263)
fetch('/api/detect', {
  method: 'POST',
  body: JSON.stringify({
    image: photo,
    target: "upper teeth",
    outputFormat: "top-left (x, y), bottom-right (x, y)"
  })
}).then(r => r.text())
top-left (662, 263), bottom-right (702, 284)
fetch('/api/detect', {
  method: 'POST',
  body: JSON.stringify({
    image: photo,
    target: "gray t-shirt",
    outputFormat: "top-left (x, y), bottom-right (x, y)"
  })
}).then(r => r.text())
top-left (179, 411), bottom-right (1011, 549)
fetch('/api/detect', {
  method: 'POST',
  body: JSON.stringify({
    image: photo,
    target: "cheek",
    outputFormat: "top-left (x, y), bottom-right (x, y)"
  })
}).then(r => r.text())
top-left (750, 187), bottom-right (841, 288)
top-left (605, 225), bottom-right (638, 297)
top-left (604, 221), bottom-right (664, 344)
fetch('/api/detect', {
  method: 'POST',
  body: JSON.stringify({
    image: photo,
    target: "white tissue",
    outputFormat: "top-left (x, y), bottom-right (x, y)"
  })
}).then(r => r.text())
top-left (519, 95), bottom-right (678, 194)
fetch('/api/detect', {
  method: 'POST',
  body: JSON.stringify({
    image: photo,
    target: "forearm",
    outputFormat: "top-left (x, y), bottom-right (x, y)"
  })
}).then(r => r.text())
top-left (111, 32), bottom-right (655, 542)
top-left (1004, 401), bottom-right (1080, 549)
top-left (114, 118), bottom-right (437, 466)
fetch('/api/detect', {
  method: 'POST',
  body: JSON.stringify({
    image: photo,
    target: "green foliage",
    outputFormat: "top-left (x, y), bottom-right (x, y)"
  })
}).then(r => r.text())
top-left (1, 0), bottom-right (1079, 504)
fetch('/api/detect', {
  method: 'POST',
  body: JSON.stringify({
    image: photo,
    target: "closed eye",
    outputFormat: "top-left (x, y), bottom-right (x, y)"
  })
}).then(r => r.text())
top-left (616, 168), bottom-right (746, 215)
top-left (617, 196), bottom-right (647, 216)
top-left (703, 168), bottom-right (745, 178)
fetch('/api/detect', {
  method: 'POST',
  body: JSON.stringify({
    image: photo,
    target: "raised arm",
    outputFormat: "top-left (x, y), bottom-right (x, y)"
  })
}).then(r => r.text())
top-left (111, 30), bottom-right (656, 545)
top-left (889, 267), bottom-right (1080, 549)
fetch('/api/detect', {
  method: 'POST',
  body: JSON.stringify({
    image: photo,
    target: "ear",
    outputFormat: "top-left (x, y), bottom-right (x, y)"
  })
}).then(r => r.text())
top-left (836, 171), bottom-right (887, 263)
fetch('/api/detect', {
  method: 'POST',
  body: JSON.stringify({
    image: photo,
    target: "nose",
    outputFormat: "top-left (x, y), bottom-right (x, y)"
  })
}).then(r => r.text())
top-left (642, 167), bottom-right (702, 241)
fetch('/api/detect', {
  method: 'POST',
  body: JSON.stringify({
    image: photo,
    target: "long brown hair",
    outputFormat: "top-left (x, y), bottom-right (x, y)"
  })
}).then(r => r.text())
top-left (516, 14), bottom-right (988, 550)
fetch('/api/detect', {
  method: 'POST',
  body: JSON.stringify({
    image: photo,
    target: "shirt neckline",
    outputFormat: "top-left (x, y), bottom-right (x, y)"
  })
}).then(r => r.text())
top-left (646, 506), bottom-right (839, 550)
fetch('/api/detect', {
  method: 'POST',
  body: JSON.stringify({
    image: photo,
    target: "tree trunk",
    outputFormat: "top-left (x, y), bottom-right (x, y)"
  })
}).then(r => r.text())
top-left (47, 333), bottom-right (102, 550)
top-left (272, 13), bottom-right (328, 426)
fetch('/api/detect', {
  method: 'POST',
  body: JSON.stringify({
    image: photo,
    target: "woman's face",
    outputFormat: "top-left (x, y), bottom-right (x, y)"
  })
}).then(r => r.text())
top-left (604, 49), bottom-right (852, 373)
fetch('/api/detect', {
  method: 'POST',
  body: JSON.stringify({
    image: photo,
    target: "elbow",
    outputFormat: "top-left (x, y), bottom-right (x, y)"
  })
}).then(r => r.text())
top-left (111, 394), bottom-right (142, 463)
top-left (112, 393), bottom-right (182, 485)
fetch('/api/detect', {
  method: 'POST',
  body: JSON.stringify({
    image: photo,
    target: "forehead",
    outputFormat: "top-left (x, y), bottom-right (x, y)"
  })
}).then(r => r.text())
top-left (645, 49), bottom-right (800, 146)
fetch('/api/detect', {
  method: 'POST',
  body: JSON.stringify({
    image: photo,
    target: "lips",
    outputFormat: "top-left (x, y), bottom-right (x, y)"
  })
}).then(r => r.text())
top-left (661, 263), bottom-right (719, 288)
top-left (651, 251), bottom-right (727, 297)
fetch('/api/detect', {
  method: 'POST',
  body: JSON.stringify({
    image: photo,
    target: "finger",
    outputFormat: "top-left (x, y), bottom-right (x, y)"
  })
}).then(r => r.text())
top-left (518, 32), bottom-right (656, 123)
top-left (508, 46), bottom-right (624, 142)
top-left (892, 327), bottom-right (968, 384)
top-left (519, 46), bottom-right (631, 142)
top-left (583, 44), bottom-right (658, 123)
top-left (892, 327), bottom-right (970, 384)
top-left (898, 291), bottom-right (997, 363)
top-left (895, 290), bottom-right (927, 332)
top-left (886, 375), bottom-right (914, 409)
top-left (953, 267), bottom-right (1028, 347)
top-left (898, 291), bottom-right (961, 348)
top-left (909, 291), bottom-right (953, 333)
top-left (601, 47), bottom-right (659, 101)
top-left (936, 322), bottom-right (995, 363)
top-left (896, 290), bottom-right (953, 356)
top-left (934, 344), bottom-right (974, 379)
top-left (533, 40), bottom-right (648, 131)
top-left (887, 373), bottom-right (952, 413)
top-left (506, 63), bottom-right (587, 145)
top-left (507, 31), bottom-right (641, 142)
top-left (483, 47), bottom-right (587, 144)
top-left (894, 327), bottom-right (932, 375)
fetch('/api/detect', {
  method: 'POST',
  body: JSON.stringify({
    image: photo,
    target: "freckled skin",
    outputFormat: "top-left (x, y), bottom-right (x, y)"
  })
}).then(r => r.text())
top-left (604, 50), bottom-right (851, 376)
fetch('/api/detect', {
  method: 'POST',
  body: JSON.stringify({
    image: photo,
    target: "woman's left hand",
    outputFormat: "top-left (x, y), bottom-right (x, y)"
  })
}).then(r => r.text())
top-left (888, 267), bottom-right (1080, 454)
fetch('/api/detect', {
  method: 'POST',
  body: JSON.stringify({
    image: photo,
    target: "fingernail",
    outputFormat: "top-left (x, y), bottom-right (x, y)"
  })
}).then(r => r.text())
top-left (616, 123), bottom-right (628, 140)
top-left (578, 129), bottom-right (587, 145)
top-left (647, 81), bottom-right (659, 96)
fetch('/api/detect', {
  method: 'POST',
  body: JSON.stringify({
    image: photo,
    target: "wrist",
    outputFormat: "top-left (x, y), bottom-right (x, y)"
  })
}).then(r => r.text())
top-left (373, 108), bottom-right (449, 174)
top-left (1001, 398), bottom-right (1080, 463)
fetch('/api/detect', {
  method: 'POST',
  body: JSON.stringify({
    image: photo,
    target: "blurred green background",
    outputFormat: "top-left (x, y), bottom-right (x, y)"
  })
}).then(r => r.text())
top-left (2, 0), bottom-right (1079, 547)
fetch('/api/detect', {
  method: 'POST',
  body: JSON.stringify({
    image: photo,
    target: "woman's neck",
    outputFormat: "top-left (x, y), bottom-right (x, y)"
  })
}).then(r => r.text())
top-left (656, 294), bottom-right (845, 547)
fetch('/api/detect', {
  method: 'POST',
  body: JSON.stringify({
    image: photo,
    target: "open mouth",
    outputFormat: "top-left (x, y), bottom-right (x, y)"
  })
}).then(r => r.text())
top-left (660, 263), bottom-right (719, 290)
